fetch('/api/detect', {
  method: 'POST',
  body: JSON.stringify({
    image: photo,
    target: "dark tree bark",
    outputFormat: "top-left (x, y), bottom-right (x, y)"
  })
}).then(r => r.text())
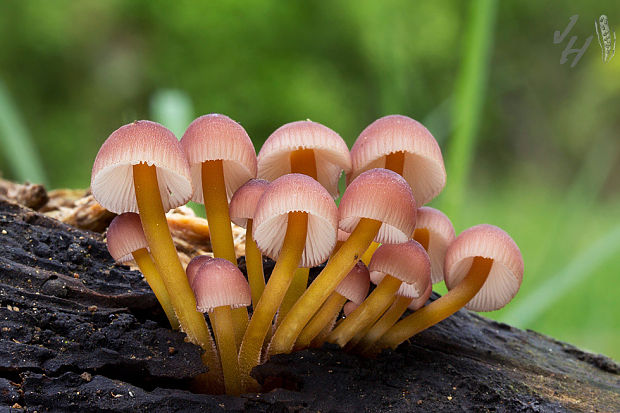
top-left (0, 199), bottom-right (618, 412)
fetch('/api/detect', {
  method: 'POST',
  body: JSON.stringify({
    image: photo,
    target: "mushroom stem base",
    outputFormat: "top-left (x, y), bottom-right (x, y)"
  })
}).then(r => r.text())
top-left (356, 295), bottom-right (412, 354)
top-left (376, 256), bottom-right (493, 351)
top-left (210, 306), bottom-right (242, 396)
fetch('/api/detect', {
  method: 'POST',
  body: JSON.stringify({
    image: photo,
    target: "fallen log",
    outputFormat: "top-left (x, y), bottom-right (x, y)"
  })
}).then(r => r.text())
top-left (0, 198), bottom-right (618, 412)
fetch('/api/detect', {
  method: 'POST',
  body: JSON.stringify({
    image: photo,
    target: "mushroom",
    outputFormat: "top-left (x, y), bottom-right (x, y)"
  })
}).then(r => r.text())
top-left (412, 206), bottom-right (456, 284)
top-left (238, 173), bottom-right (338, 389)
top-left (106, 212), bottom-right (179, 329)
top-left (91, 121), bottom-right (221, 385)
top-left (229, 179), bottom-right (270, 308)
top-left (376, 224), bottom-right (524, 350)
top-left (348, 115), bottom-right (446, 206)
top-left (295, 261), bottom-right (370, 350)
top-left (327, 240), bottom-right (431, 347)
top-left (192, 258), bottom-right (251, 396)
top-left (180, 114), bottom-right (257, 346)
top-left (269, 168), bottom-right (417, 355)
top-left (258, 120), bottom-right (352, 324)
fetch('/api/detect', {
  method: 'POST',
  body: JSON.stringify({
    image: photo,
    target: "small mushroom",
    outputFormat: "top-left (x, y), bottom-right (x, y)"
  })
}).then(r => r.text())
top-left (412, 206), bottom-right (455, 284)
top-left (328, 240), bottom-right (430, 347)
top-left (270, 168), bottom-right (417, 355)
top-left (377, 224), bottom-right (523, 350)
top-left (192, 258), bottom-right (251, 395)
top-left (106, 212), bottom-right (179, 330)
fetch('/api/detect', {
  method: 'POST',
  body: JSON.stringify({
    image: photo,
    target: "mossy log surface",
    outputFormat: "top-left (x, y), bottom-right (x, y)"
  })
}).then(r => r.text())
top-left (0, 199), bottom-right (618, 412)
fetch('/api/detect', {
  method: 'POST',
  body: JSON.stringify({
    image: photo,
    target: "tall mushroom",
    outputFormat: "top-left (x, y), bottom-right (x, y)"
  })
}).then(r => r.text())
top-left (377, 224), bottom-right (524, 351)
top-left (91, 121), bottom-right (221, 386)
top-left (328, 240), bottom-right (430, 347)
top-left (192, 258), bottom-right (251, 395)
top-left (237, 173), bottom-right (338, 389)
top-left (269, 168), bottom-right (417, 355)
top-left (106, 212), bottom-right (179, 329)
top-left (180, 114), bottom-right (257, 345)
top-left (257, 120), bottom-right (352, 324)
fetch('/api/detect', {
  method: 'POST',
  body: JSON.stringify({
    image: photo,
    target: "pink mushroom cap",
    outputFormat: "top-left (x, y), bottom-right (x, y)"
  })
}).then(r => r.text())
top-left (191, 258), bottom-right (252, 312)
top-left (444, 224), bottom-right (524, 312)
top-left (186, 255), bottom-right (213, 287)
top-left (414, 207), bottom-right (456, 284)
top-left (253, 173), bottom-right (338, 267)
top-left (180, 114), bottom-right (257, 202)
top-left (91, 121), bottom-right (192, 214)
top-left (348, 115), bottom-right (446, 206)
top-left (105, 212), bottom-right (148, 263)
top-left (369, 240), bottom-right (431, 299)
top-left (228, 179), bottom-right (270, 228)
top-left (334, 261), bottom-right (371, 304)
top-left (339, 168), bottom-right (417, 244)
top-left (257, 120), bottom-right (351, 198)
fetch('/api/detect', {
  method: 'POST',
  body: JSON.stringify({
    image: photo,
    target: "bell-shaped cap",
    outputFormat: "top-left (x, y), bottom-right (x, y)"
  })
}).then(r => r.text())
top-left (444, 224), bottom-right (524, 312)
top-left (180, 114), bottom-right (257, 202)
top-left (348, 115), bottom-right (446, 205)
top-left (253, 173), bottom-right (338, 267)
top-left (191, 258), bottom-right (251, 312)
top-left (339, 168), bottom-right (416, 244)
top-left (369, 240), bottom-right (431, 299)
top-left (186, 255), bottom-right (212, 287)
top-left (91, 121), bottom-right (192, 214)
top-left (257, 120), bottom-right (351, 198)
top-left (105, 212), bottom-right (148, 262)
top-left (229, 179), bottom-right (270, 228)
top-left (414, 207), bottom-right (456, 284)
top-left (335, 261), bottom-right (370, 304)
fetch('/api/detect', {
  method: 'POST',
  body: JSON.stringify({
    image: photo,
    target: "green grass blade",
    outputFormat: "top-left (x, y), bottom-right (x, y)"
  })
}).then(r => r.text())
top-left (440, 0), bottom-right (497, 222)
top-left (502, 223), bottom-right (620, 327)
top-left (0, 79), bottom-right (47, 185)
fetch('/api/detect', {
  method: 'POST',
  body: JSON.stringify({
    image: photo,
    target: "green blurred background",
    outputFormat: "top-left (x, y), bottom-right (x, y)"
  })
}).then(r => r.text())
top-left (1, 1), bottom-right (618, 359)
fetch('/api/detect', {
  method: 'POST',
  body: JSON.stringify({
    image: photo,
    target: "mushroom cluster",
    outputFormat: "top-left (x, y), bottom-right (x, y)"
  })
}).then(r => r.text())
top-left (92, 114), bottom-right (524, 395)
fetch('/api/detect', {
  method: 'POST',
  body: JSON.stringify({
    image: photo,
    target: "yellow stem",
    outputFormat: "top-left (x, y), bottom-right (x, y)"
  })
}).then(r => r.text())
top-left (290, 148), bottom-right (317, 177)
top-left (238, 212), bottom-right (308, 389)
top-left (132, 248), bottom-right (179, 330)
top-left (345, 295), bottom-right (396, 351)
top-left (413, 228), bottom-right (430, 251)
top-left (245, 219), bottom-right (265, 309)
top-left (310, 309), bottom-right (341, 348)
top-left (385, 151), bottom-right (405, 175)
top-left (356, 295), bottom-right (411, 354)
top-left (361, 242), bottom-right (380, 265)
top-left (209, 306), bottom-right (243, 395)
top-left (328, 275), bottom-right (402, 347)
top-left (376, 256), bottom-right (494, 350)
top-left (269, 218), bottom-right (382, 355)
top-left (276, 267), bottom-right (309, 328)
top-left (201, 160), bottom-right (249, 349)
top-left (295, 292), bottom-right (347, 350)
top-left (132, 163), bottom-right (222, 389)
